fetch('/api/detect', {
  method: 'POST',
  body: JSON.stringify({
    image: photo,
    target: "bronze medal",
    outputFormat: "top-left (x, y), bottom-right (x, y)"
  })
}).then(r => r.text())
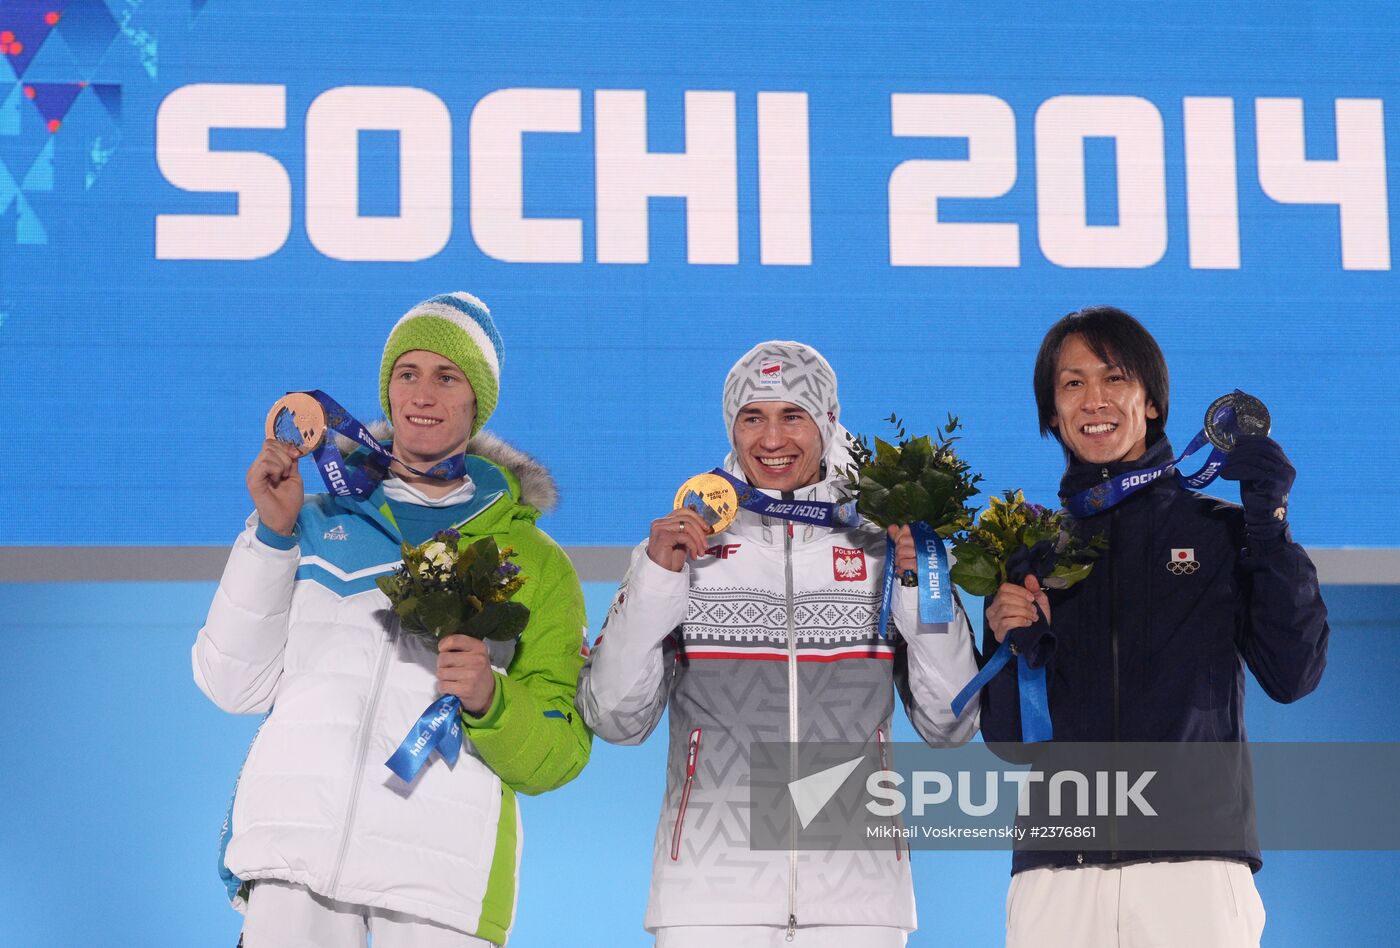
top-left (673, 472), bottom-right (739, 534)
top-left (265, 392), bottom-right (327, 457)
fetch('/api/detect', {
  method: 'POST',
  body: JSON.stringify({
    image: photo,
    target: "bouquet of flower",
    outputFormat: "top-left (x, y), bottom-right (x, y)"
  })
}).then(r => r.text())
top-left (947, 492), bottom-right (1105, 742)
top-left (949, 490), bottom-right (1106, 598)
top-left (838, 414), bottom-right (982, 538)
top-left (838, 414), bottom-right (982, 630)
top-left (376, 530), bottom-right (529, 646)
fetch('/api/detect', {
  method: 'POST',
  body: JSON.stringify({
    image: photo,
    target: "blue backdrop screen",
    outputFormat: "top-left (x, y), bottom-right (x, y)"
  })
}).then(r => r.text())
top-left (2, 1), bottom-right (1396, 548)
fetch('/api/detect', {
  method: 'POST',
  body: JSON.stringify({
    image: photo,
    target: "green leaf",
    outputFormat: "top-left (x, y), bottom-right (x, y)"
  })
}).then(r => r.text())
top-left (934, 518), bottom-right (967, 540)
top-left (394, 597), bottom-right (429, 636)
top-left (861, 463), bottom-right (904, 491)
top-left (463, 601), bottom-right (531, 641)
top-left (899, 435), bottom-right (933, 475)
top-left (949, 545), bottom-right (1001, 597)
top-left (885, 480), bottom-right (932, 524)
top-left (855, 478), bottom-right (891, 524)
top-left (873, 437), bottom-right (900, 467)
top-left (1049, 560), bottom-right (1095, 589)
top-left (417, 591), bottom-right (463, 638)
top-left (919, 466), bottom-right (956, 515)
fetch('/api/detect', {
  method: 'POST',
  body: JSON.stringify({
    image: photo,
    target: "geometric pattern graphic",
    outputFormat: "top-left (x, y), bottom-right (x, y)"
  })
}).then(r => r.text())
top-left (0, 0), bottom-right (172, 243)
top-left (685, 586), bottom-right (885, 647)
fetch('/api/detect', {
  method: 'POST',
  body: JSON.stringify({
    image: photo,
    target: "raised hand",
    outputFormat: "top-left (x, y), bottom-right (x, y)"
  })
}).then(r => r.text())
top-left (246, 438), bottom-right (304, 536)
top-left (646, 508), bottom-right (711, 572)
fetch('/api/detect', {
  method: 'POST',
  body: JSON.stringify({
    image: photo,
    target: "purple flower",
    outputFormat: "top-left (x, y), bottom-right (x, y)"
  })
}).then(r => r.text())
top-left (496, 561), bottom-right (521, 578)
top-left (434, 528), bottom-right (461, 543)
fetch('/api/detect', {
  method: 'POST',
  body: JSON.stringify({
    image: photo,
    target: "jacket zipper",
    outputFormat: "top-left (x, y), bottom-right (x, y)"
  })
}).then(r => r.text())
top-left (784, 514), bottom-right (799, 942)
top-left (328, 621), bottom-right (395, 895)
top-left (877, 727), bottom-right (901, 861)
top-left (669, 727), bottom-right (702, 860)
top-left (1107, 467), bottom-right (1121, 861)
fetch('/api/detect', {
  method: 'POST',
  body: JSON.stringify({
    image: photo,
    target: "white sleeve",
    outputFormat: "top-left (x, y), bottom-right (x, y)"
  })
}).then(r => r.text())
top-left (191, 516), bottom-right (299, 714)
top-left (892, 583), bottom-right (981, 745)
top-left (575, 542), bottom-right (690, 745)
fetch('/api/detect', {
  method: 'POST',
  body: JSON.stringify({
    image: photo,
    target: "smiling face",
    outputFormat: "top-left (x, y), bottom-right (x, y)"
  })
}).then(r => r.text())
top-left (387, 349), bottom-right (478, 468)
top-left (732, 401), bottom-right (824, 491)
top-left (1049, 334), bottom-right (1159, 465)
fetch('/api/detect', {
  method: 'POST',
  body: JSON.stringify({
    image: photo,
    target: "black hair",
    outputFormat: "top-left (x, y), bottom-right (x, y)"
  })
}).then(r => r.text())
top-left (1033, 305), bottom-right (1169, 449)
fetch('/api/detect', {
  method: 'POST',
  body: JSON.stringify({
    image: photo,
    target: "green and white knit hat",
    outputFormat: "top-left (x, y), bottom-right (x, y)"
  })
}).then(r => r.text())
top-left (379, 292), bottom-right (504, 437)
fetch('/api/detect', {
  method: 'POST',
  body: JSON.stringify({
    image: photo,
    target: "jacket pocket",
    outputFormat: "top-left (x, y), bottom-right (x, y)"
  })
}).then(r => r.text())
top-left (877, 727), bottom-right (902, 861)
top-left (670, 727), bottom-right (702, 861)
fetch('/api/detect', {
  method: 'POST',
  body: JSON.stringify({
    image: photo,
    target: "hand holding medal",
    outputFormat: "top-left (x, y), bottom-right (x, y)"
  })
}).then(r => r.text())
top-left (244, 395), bottom-right (325, 536)
top-left (648, 504), bottom-right (715, 572)
top-left (659, 465), bottom-right (864, 572)
top-left (646, 472), bottom-right (740, 571)
top-left (265, 392), bottom-right (328, 457)
top-left (262, 390), bottom-right (467, 502)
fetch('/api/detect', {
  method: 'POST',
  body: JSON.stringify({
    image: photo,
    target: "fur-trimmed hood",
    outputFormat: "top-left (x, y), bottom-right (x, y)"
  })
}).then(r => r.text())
top-left (464, 430), bottom-right (558, 513)
top-left (339, 422), bottom-right (559, 513)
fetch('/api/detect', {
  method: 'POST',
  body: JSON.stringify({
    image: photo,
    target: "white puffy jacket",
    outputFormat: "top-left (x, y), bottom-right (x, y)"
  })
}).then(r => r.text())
top-left (576, 470), bottom-right (981, 934)
top-left (194, 438), bottom-right (590, 943)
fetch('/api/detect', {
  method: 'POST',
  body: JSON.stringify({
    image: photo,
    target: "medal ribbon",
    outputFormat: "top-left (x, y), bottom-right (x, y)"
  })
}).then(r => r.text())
top-left (275, 390), bottom-right (468, 499)
top-left (1063, 418), bottom-right (1237, 519)
top-left (951, 634), bottom-right (1053, 743)
top-left (911, 520), bottom-right (954, 625)
top-left (386, 694), bottom-right (463, 783)
top-left (874, 522), bottom-right (954, 637)
top-left (1064, 392), bottom-right (1261, 518)
top-left (706, 468), bottom-right (861, 529)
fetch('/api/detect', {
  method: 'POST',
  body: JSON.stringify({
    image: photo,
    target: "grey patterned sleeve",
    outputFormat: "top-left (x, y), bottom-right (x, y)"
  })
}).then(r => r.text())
top-left (575, 542), bottom-right (689, 745)
top-left (891, 585), bottom-right (982, 746)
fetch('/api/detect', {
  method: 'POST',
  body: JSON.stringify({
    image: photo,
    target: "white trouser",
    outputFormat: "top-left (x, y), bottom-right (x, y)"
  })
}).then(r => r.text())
top-left (1006, 859), bottom-right (1265, 948)
top-left (241, 880), bottom-right (496, 948)
top-left (655, 926), bottom-right (907, 947)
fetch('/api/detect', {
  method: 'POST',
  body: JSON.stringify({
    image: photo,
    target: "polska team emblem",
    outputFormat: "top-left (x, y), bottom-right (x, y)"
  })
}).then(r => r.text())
top-left (833, 546), bottom-right (867, 581)
top-left (759, 358), bottom-right (783, 386)
top-left (1167, 548), bottom-right (1199, 575)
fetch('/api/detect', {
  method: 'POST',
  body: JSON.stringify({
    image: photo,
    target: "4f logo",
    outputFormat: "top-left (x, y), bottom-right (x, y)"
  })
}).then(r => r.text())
top-left (704, 544), bottom-right (742, 559)
top-left (833, 546), bottom-right (867, 581)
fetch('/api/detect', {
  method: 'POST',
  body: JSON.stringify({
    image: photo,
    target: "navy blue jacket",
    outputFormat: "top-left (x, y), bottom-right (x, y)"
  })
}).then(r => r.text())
top-left (980, 436), bottom-right (1329, 874)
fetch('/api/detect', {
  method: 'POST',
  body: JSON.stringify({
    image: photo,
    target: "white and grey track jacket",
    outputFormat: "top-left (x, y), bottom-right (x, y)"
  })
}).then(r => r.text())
top-left (576, 471), bottom-right (981, 933)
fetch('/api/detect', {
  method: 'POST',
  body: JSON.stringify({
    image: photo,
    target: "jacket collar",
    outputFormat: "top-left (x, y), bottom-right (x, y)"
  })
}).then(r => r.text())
top-left (722, 459), bottom-right (864, 545)
top-left (328, 456), bottom-right (516, 542)
top-left (1058, 434), bottom-right (1177, 504)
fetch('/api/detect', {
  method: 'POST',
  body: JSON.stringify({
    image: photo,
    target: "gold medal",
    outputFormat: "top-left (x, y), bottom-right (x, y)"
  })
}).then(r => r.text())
top-left (265, 392), bottom-right (327, 457)
top-left (673, 472), bottom-right (739, 534)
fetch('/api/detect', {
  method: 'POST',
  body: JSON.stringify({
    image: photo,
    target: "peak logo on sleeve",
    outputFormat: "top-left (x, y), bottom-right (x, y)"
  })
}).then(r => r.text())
top-left (833, 546), bottom-right (867, 581)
